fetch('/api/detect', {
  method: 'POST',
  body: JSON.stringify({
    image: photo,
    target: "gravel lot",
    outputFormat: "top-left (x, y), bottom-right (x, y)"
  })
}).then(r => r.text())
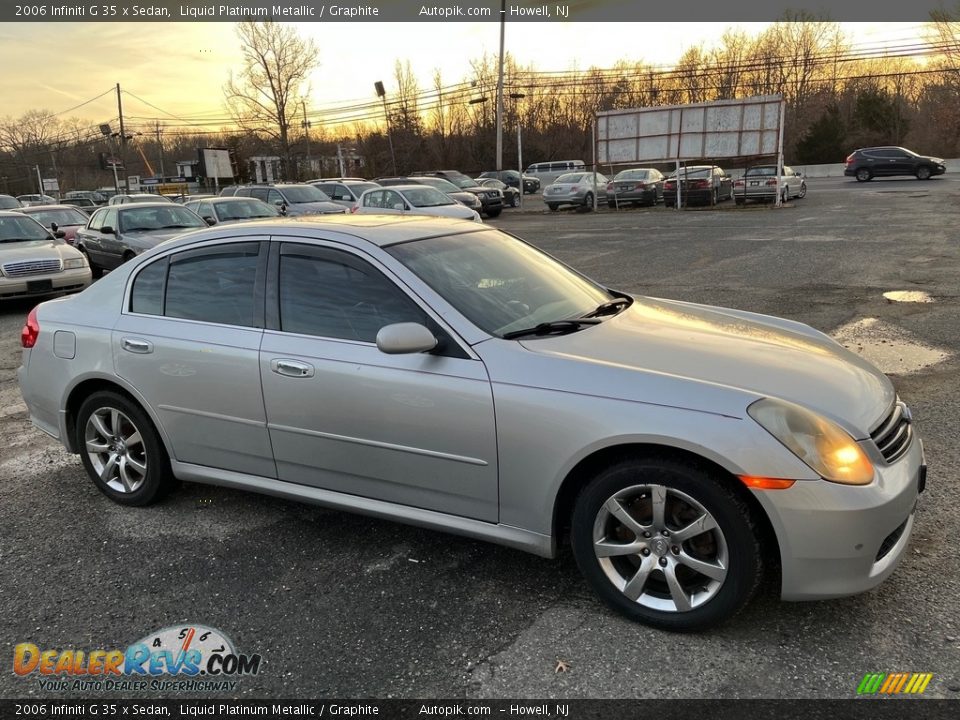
top-left (1, 174), bottom-right (959, 699)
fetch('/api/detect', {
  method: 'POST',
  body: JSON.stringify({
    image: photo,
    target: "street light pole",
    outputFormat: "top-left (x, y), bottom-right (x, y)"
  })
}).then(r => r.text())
top-left (301, 99), bottom-right (312, 178)
top-left (374, 81), bottom-right (398, 175)
top-left (495, 0), bottom-right (506, 173)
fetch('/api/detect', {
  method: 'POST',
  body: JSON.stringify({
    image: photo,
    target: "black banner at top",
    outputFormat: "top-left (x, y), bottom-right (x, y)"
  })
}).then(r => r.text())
top-left (1, 0), bottom-right (955, 23)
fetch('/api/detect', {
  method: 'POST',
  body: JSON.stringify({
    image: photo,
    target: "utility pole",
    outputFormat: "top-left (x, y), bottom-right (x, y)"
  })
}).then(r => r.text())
top-left (301, 99), bottom-right (311, 178)
top-left (35, 165), bottom-right (43, 195)
top-left (156, 120), bottom-right (165, 179)
top-left (116, 83), bottom-right (129, 192)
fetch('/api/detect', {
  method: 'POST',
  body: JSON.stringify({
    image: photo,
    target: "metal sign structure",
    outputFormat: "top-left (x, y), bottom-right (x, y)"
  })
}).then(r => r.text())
top-left (595, 95), bottom-right (787, 207)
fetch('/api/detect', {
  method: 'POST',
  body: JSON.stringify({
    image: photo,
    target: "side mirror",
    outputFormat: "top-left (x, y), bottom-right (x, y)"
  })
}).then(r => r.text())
top-left (101, 226), bottom-right (115, 235)
top-left (376, 322), bottom-right (437, 355)
top-left (795, 171), bottom-right (803, 177)
top-left (204, 216), bottom-right (217, 226)
top-left (50, 222), bottom-right (59, 232)
top-left (54, 230), bottom-right (66, 239)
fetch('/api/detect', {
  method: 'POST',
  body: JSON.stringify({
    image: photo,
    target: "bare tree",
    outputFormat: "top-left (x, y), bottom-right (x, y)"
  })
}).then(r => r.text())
top-left (224, 20), bottom-right (318, 177)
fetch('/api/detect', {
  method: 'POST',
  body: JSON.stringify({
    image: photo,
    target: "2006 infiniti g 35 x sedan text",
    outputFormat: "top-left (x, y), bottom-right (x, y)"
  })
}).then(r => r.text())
top-left (17, 215), bottom-right (926, 630)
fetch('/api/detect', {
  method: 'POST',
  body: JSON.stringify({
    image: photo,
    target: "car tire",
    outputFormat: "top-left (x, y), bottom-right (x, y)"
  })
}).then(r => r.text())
top-left (486, 208), bottom-right (502, 218)
top-left (711, 188), bottom-right (719, 206)
top-left (916, 166), bottom-right (932, 181)
top-left (583, 192), bottom-right (594, 210)
top-left (855, 168), bottom-right (872, 182)
top-left (548, 204), bottom-right (559, 211)
top-left (735, 197), bottom-right (745, 206)
top-left (509, 194), bottom-right (519, 208)
top-left (75, 390), bottom-right (173, 507)
top-left (607, 201), bottom-right (617, 209)
top-left (798, 182), bottom-right (807, 199)
top-left (570, 456), bottom-right (761, 631)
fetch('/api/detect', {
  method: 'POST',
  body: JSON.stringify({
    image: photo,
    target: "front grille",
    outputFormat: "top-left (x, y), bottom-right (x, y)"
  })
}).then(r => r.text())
top-left (870, 401), bottom-right (913, 463)
top-left (2, 259), bottom-right (62, 277)
top-left (875, 517), bottom-right (909, 561)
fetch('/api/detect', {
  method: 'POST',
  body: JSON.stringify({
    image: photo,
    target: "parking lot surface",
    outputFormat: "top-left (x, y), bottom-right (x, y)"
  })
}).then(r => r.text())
top-left (1, 174), bottom-right (958, 699)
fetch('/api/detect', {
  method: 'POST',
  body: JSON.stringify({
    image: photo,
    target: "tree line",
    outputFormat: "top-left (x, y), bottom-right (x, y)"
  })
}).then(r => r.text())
top-left (1, 15), bottom-right (958, 194)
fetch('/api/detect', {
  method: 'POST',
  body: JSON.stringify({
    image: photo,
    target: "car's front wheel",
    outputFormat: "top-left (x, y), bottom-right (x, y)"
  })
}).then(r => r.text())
top-left (571, 456), bottom-right (761, 631)
top-left (916, 166), bottom-right (932, 180)
top-left (76, 390), bottom-right (173, 507)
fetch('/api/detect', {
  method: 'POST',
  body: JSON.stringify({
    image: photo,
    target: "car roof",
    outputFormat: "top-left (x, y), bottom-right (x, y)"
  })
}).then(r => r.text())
top-left (17, 204), bottom-right (85, 212)
top-left (147, 215), bottom-right (484, 251)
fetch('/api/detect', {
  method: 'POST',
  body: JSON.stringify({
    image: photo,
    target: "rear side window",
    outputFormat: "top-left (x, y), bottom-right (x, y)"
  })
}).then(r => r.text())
top-left (129, 243), bottom-right (263, 327)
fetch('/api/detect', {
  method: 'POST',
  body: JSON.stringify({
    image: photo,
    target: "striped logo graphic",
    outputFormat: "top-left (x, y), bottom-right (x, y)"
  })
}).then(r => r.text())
top-left (857, 672), bottom-right (933, 695)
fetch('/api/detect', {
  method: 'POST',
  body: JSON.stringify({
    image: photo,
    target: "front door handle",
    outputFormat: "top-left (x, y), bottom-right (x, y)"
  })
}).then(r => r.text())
top-left (270, 358), bottom-right (315, 378)
top-left (121, 337), bottom-right (153, 354)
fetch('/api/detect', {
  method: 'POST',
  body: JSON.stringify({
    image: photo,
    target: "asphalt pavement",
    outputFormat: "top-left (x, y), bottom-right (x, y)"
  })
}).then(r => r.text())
top-left (1, 173), bottom-right (958, 700)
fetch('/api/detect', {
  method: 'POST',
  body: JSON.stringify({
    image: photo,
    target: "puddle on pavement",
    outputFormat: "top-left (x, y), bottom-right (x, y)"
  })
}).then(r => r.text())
top-left (832, 318), bottom-right (949, 374)
top-left (883, 290), bottom-right (933, 303)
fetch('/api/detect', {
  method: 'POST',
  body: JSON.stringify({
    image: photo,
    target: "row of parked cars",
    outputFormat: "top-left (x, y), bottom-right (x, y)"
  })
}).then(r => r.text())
top-left (542, 164), bottom-right (809, 211)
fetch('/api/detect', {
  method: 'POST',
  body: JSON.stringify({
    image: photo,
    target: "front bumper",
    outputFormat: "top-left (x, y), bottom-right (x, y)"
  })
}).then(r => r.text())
top-left (752, 435), bottom-right (924, 600)
top-left (0, 268), bottom-right (92, 299)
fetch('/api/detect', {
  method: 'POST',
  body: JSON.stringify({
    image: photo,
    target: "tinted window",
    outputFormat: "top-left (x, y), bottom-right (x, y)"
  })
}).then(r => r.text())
top-left (164, 243), bottom-right (261, 327)
top-left (278, 247), bottom-right (427, 342)
top-left (130, 257), bottom-right (169, 315)
top-left (87, 209), bottom-right (106, 231)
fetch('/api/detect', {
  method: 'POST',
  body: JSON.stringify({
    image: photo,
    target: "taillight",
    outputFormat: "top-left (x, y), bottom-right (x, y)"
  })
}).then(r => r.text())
top-left (734, 180), bottom-right (744, 187)
top-left (765, 179), bottom-right (778, 186)
top-left (21, 306), bottom-right (39, 349)
top-left (694, 180), bottom-right (710, 188)
top-left (570, 186), bottom-right (579, 191)
top-left (665, 181), bottom-right (676, 188)
top-left (350, 205), bottom-right (359, 214)
top-left (606, 182), bottom-right (613, 191)
top-left (845, 154), bottom-right (855, 165)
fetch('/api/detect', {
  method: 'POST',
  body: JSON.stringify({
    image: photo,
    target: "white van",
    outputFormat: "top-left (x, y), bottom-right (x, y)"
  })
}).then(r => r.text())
top-left (525, 160), bottom-right (586, 188)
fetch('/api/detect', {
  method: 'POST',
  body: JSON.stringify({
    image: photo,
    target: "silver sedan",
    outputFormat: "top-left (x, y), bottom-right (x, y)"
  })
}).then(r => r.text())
top-left (18, 216), bottom-right (923, 630)
top-left (544, 172), bottom-right (608, 211)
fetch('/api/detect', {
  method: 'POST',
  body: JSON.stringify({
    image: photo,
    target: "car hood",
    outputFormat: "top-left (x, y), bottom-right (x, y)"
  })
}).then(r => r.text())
top-left (0, 238), bottom-right (82, 261)
top-left (517, 296), bottom-right (893, 436)
top-left (286, 201), bottom-right (346, 215)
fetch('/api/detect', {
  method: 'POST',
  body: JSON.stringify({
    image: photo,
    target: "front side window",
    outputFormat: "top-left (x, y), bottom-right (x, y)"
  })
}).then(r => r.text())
top-left (278, 246), bottom-right (427, 342)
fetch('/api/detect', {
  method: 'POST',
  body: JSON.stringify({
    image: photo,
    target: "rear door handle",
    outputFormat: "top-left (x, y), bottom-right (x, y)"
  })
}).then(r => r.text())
top-left (270, 359), bottom-right (315, 378)
top-left (121, 337), bottom-right (153, 354)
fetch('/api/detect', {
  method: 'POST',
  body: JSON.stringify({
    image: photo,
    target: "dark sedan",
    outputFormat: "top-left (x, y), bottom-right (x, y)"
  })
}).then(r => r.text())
top-left (474, 178), bottom-right (520, 207)
top-left (663, 166), bottom-right (733, 207)
top-left (74, 203), bottom-right (207, 277)
top-left (607, 168), bottom-right (664, 208)
top-left (478, 170), bottom-right (540, 194)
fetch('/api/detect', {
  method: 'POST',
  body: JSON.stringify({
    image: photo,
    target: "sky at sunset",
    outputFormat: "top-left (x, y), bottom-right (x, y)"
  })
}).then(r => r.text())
top-left (0, 21), bottom-right (928, 132)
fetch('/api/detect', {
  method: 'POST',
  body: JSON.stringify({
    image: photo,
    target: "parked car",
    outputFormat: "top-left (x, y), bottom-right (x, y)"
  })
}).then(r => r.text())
top-left (0, 194), bottom-right (23, 210)
top-left (355, 185), bottom-right (481, 222)
top-left (109, 193), bottom-right (175, 206)
top-left (607, 168), bottom-right (665, 208)
top-left (410, 171), bottom-right (504, 218)
top-left (474, 178), bottom-right (521, 207)
top-left (663, 166), bottom-right (733, 207)
top-left (309, 179), bottom-right (382, 210)
top-left (844, 147), bottom-right (946, 182)
top-left (478, 170), bottom-right (540, 194)
top-left (64, 190), bottom-right (107, 206)
top-left (15, 205), bottom-right (91, 245)
top-left (733, 165), bottom-right (807, 205)
top-left (18, 215), bottom-right (924, 631)
top-left (234, 184), bottom-right (346, 217)
top-left (0, 211), bottom-right (90, 299)
top-left (74, 202), bottom-right (207, 278)
top-left (184, 197), bottom-right (280, 226)
top-left (378, 176), bottom-right (483, 214)
top-left (17, 194), bottom-right (58, 207)
top-left (218, 186), bottom-right (240, 197)
top-left (60, 197), bottom-right (97, 214)
top-left (543, 171), bottom-right (609, 211)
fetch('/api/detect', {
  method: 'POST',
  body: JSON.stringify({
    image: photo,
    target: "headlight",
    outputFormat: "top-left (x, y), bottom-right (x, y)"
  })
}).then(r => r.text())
top-left (748, 398), bottom-right (874, 485)
top-left (63, 257), bottom-right (88, 270)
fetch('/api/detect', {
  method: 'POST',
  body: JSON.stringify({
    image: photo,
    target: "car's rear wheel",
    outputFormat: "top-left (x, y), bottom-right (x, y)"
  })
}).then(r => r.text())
top-left (798, 183), bottom-right (807, 199)
top-left (711, 188), bottom-right (719, 206)
top-left (735, 197), bottom-right (745, 206)
top-left (916, 166), bottom-right (932, 180)
top-left (509, 194), bottom-right (519, 207)
top-left (548, 203), bottom-right (559, 212)
top-left (583, 192), bottom-right (594, 209)
top-left (485, 208), bottom-right (502, 218)
top-left (855, 168), bottom-right (872, 182)
top-left (571, 456), bottom-right (761, 631)
top-left (76, 391), bottom-right (172, 507)
top-left (78, 247), bottom-right (103, 279)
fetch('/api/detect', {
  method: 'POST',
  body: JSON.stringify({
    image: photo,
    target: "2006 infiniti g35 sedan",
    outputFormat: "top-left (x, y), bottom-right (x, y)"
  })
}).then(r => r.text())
top-left (17, 215), bottom-right (925, 630)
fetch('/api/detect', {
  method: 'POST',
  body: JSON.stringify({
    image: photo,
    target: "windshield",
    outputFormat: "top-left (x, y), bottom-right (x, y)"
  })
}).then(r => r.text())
top-left (0, 196), bottom-right (21, 209)
top-left (403, 187), bottom-right (456, 207)
top-left (27, 208), bottom-right (89, 226)
top-left (347, 182), bottom-right (379, 195)
top-left (119, 206), bottom-right (207, 232)
top-left (387, 229), bottom-right (613, 336)
top-left (214, 199), bottom-right (279, 220)
top-left (444, 175), bottom-right (477, 190)
top-left (416, 177), bottom-right (460, 194)
top-left (281, 185), bottom-right (331, 203)
top-left (744, 167), bottom-right (777, 177)
top-left (668, 168), bottom-right (711, 180)
top-left (0, 215), bottom-right (52, 242)
top-left (615, 170), bottom-right (653, 181)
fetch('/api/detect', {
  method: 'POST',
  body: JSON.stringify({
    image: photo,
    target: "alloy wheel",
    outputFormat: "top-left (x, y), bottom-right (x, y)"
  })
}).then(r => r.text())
top-left (84, 407), bottom-right (148, 494)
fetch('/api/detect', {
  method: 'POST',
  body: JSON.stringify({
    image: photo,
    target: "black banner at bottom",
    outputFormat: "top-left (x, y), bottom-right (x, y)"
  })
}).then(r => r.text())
top-left (2, 699), bottom-right (959, 720)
